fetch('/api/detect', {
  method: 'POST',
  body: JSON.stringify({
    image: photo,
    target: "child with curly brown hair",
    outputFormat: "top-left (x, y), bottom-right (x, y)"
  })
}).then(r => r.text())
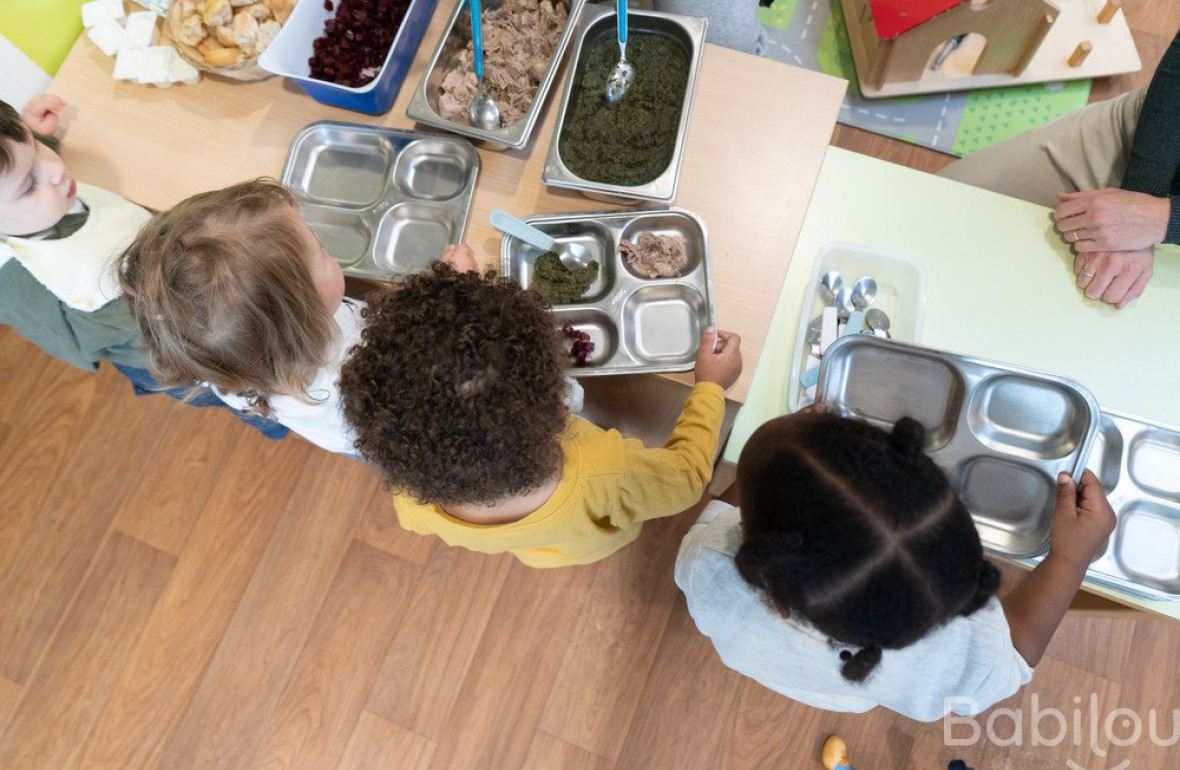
top-left (676, 411), bottom-right (1116, 722)
top-left (339, 262), bottom-right (743, 567)
top-left (118, 178), bottom-right (374, 454)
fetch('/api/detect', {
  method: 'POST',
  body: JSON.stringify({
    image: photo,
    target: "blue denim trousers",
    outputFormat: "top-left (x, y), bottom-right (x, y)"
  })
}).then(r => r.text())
top-left (112, 363), bottom-right (290, 441)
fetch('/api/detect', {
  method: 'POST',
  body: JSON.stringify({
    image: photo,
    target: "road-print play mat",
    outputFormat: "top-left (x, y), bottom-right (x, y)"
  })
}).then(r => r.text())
top-left (760, 0), bottom-right (1093, 156)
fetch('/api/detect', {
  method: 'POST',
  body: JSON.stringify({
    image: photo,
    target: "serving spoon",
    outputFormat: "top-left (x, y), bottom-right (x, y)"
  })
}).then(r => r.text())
top-left (491, 210), bottom-right (593, 270)
top-left (604, 0), bottom-right (634, 105)
top-left (467, 0), bottom-right (501, 130)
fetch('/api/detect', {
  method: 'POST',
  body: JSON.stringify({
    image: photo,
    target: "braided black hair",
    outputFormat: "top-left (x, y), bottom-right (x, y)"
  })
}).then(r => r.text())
top-left (735, 413), bottom-right (1000, 684)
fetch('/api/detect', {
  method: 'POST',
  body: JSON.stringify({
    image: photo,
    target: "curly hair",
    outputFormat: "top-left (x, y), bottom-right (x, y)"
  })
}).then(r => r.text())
top-left (117, 178), bottom-right (337, 417)
top-left (339, 263), bottom-right (570, 506)
top-left (735, 413), bottom-right (1000, 684)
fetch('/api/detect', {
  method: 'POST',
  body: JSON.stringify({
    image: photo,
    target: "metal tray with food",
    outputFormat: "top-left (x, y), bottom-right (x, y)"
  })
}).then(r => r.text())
top-left (407, 0), bottom-right (586, 149)
top-left (542, 5), bottom-right (706, 203)
top-left (816, 335), bottom-right (1101, 559)
top-left (499, 209), bottom-right (715, 376)
top-left (1072, 409), bottom-right (1180, 601)
top-left (280, 121), bottom-right (479, 281)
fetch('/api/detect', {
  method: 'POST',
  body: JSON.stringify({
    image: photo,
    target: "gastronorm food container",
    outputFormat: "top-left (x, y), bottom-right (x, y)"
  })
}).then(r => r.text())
top-left (816, 335), bottom-right (1101, 559)
top-left (280, 121), bottom-right (479, 281)
top-left (788, 242), bottom-right (927, 410)
top-left (500, 208), bottom-right (715, 376)
top-left (259, 0), bottom-right (438, 114)
top-left (542, 5), bottom-right (706, 203)
top-left (1067, 409), bottom-right (1180, 601)
top-left (406, 0), bottom-right (587, 149)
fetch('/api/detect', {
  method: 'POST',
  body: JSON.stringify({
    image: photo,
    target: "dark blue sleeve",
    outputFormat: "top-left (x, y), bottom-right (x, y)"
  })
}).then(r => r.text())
top-left (1121, 31), bottom-right (1180, 244)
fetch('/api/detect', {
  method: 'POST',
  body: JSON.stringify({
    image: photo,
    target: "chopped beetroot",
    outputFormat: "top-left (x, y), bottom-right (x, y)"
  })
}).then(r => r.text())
top-left (308, 0), bottom-right (412, 87)
top-left (561, 323), bottom-right (595, 367)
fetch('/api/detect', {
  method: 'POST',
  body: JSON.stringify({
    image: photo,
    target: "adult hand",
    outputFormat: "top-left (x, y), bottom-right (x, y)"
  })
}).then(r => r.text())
top-left (1055, 189), bottom-right (1170, 253)
top-left (1074, 248), bottom-right (1154, 309)
top-left (694, 328), bottom-right (742, 390)
top-left (1047, 471), bottom-right (1116, 573)
top-left (20, 94), bottom-right (67, 136)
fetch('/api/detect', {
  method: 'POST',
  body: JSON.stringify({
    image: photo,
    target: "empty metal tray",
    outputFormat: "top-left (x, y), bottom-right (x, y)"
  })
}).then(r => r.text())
top-left (1074, 409), bottom-right (1180, 601)
top-left (280, 121), bottom-right (480, 281)
top-left (499, 209), bottom-right (715, 376)
top-left (816, 335), bottom-right (1101, 559)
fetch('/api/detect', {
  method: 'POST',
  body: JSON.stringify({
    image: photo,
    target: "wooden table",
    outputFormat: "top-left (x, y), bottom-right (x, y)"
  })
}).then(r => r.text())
top-left (48, 2), bottom-right (847, 402)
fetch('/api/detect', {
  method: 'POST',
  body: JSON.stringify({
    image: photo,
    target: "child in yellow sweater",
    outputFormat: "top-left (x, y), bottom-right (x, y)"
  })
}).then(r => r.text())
top-left (339, 258), bottom-right (742, 567)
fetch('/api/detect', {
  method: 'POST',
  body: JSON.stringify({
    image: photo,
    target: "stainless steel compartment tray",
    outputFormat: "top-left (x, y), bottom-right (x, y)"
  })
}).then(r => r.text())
top-left (499, 209), bottom-right (715, 377)
top-left (407, 0), bottom-right (586, 150)
top-left (280, 121), bottom-right (480, 282)
top-left (816, 335), bottom-right (1101, 559)
top-left (1073, 409), bottom-right (1180, 601)
top-left (542, 5), bottom-right (706, 203)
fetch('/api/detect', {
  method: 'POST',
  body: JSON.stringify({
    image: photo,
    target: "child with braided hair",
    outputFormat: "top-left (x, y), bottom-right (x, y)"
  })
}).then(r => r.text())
top-left (676, 411), bottom-right (1115, 722)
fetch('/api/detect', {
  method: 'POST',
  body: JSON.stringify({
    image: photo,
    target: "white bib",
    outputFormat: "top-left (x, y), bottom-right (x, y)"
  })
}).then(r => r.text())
top-left (1, 183), bottom-right (152, 312)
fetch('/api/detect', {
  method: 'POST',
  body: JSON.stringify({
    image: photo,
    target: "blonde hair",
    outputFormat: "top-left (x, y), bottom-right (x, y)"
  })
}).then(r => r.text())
top-left (118, 178), bottom-right (337, 417)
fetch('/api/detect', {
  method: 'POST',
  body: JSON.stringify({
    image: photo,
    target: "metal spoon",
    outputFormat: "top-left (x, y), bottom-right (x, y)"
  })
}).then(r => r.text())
top-left (835, 286), bottom-right (855, 320)
top-left (818, 270), bottom-right (843, 305)
top-left (467, 0), bottom-right (501, 130)
top-left (865, 308), bottom-right (891, 338)
top-left (490, 209), bottom-right (592, 270)
top-left (851, 276), bottom-right (878, 309)
top-left (605, 0), bottom-right (634, 105)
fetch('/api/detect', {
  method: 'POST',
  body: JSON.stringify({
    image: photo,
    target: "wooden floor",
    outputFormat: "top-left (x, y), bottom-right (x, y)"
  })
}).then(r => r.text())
top-left (4, 3), bottom-right (1180, 768)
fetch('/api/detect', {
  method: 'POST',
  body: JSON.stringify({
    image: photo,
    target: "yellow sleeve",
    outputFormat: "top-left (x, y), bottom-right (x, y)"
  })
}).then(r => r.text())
top-left (392, 494), bottom-right (435, 536)
top-left (612, 382), bottom-right (727, 528)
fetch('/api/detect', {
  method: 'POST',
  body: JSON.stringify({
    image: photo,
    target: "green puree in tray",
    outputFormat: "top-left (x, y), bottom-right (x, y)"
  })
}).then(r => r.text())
top-left (532, 251), bottom-right (600, 304)
top-left (558, 33), bottom-right (689, 187)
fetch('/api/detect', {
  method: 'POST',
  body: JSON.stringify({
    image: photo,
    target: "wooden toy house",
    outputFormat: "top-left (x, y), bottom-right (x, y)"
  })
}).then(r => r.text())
top-left (840, 0), bottom-right (1142, 98)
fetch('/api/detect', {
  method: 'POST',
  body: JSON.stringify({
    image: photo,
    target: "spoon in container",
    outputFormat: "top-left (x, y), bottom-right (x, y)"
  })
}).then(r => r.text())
top-left (490, 209), bottom-right (592, 270)
top-left (605, 0), bottom-right (634, 105)
top-left (865, 308), bottom-right (891, 338)
top-left (835, 286), bottom-right (855, 320)
top-left (851, 276), bottom-right (878, 309)
top-left (467, 0), bottom-right (501, 130)
top-left (818, 270), bottom-right (843, 305)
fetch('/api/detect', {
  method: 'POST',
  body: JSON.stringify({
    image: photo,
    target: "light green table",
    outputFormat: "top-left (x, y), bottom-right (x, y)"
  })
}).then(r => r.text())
top-left (727, 146), bottom-right (1180, 618)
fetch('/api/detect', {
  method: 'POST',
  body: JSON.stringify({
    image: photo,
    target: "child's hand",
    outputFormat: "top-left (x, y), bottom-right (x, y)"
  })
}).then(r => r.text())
top-left (694, 327), bottom-right (742, 390)
top-left (21, 94), bottom-right (67, 136)
top-left (442, 243), bottom-right (479, 273)
top-left (1047, 470), bottom-right (1116, 572)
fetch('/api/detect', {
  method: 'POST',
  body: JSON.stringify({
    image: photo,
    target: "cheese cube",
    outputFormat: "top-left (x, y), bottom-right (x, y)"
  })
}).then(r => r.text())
top-left (87, 19), bottom-right (127, 56)
top-left (131, 0), bottom-right (171, 13)
top-left (169, 55), bottom-right (201, 85)
top-left (123, 11), bottom-right (159, 49)
top-left (81, 0), bottom-right (125, 28)
top-left (136, 46), bottom-right (177, 85)
top-left (113, 47), bottom-right (145, 80)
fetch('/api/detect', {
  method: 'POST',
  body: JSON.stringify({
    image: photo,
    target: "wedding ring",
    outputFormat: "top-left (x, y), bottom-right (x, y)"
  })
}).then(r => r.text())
top-left (1080, 270), bottom-right (1096, 278)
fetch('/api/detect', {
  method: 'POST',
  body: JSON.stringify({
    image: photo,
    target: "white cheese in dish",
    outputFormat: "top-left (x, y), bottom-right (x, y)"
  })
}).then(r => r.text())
top-left (81, 0), bottom-right (125, 28)
top-left (87, 19), bottom-right (127, 56)
top-left (137, 46), bottom-right (177, 86)
top-left (123, 11), bottom-right (160, 49)
top-left (113, 47), bottom-right (145, 80)
top-left (169, 54), bottom-right (201, 85)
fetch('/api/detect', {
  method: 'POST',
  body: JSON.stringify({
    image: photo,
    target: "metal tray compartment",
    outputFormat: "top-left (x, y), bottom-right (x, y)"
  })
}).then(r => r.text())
top-left (407, 0), bottom-right (586, 150)
top-left (816, 335), bottom-right (1101, 559)
top-left (500, 209), bottom-right (714, 376)
top-left (1078, 410), bottom-right (1180, 600)
top-left (542, 6), bottom-right (706, 203)
top-left (281, 121), bottom-right (479, 281)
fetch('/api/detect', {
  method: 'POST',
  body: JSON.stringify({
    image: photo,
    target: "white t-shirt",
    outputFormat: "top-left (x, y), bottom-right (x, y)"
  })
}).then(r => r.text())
top-left (216, 298), bottom-right (363, 455)
top-left (675, 501), bottom-right (1033, 723)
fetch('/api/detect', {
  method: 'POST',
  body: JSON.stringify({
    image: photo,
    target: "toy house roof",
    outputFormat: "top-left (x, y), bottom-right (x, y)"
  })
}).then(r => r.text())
top-left (867, 0), bottom-right (963, 39)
